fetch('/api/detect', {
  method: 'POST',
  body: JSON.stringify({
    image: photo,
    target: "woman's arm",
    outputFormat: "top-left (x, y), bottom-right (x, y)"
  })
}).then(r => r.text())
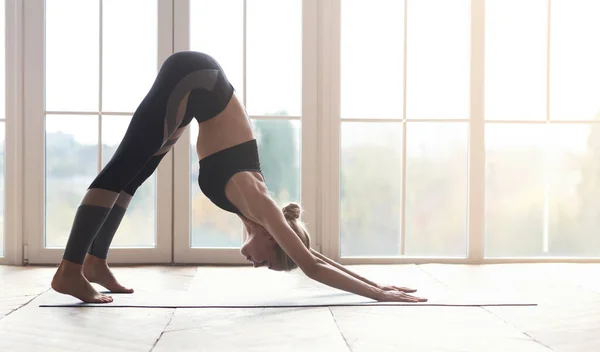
top-left (311, 250), bottom-right (417, 293)
top-left (261, 209), bottom-right (423, 302)
top-left (227, 176), bottom-right (424, 302)
top-left (258, 207), bottom-right (384, 300)
top-left (311, 249), bottom-right (380, 288)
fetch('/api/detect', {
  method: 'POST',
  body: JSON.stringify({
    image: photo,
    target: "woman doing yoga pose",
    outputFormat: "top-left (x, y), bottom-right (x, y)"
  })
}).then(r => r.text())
top-left (51, 51), bottom-right (427, 304)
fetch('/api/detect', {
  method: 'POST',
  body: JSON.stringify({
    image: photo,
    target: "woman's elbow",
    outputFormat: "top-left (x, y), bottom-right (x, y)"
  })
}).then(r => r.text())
top-left (300, 261), bottom-right (320, 278)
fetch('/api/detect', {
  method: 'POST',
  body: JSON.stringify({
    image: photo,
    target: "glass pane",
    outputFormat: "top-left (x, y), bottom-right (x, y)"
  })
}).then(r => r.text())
top-left (103, 0), bottom-right (158, 113)
top-left (405, 122), bottom-right (468, 257)
top-left (252, 119), bottom-right (301, 206)
top-left (102, 115), bottom-right (155, 247)
top-left (547, 124), bottom-right (600, 257)
top-left (190, 0), bottom-right (244, 100)
top-left (45, 116), bottom-right (98, 248)
top-left (406, 0), bottom-right (470, 119)
top-left (190, 122), bottom-right (242, 248)
top-left (246, 0), bottom-right (301, 116)
top-left (485, 124), bottom-right (546, 257)
top-left (485, 0), bottom-right (547, 120)
top-left (46, 0), bottom-right (99, 112)
top-left (340, 122), bottom-right (402, 257)
top-left (0, 123), bottom-right (4, 257)
top-left (550, 0), bottom-right (600, 120)
top-left (341, 0), bottom-right (404, 119)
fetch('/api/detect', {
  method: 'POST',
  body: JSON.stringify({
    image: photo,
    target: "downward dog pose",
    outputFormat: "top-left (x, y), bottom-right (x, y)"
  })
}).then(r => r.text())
top-left (51, 51), bottom-right (427, 304)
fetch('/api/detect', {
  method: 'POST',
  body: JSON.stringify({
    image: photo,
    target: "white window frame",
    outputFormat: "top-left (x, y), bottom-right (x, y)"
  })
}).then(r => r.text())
top-left (0, 0), bottom-right (23, 265)
top-left (171, 0), bottom-right (319, 263)
top-left (22, 0), bottom-right (175, 265)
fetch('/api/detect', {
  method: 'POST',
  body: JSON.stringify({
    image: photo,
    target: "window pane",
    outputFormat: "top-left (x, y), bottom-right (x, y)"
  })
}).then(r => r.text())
top-left (190, 122), bottom-right (242, 248)
top-left (102, 116), bottom-right (155, 248)
top-left (46, 0), bottom-right (99, 112)
top-left (406, 0), bottom-right (470, 119)
top-left (103, 0), bottom-right (157, 113)
top-left (190, 0), bottom-right (244, 100)
top-left (340, 122), bottom-right (402, 257)
top-left (405, 122), bottom-right (468, 257)
top-left (485, 124), bottom-right (546, 257)
top-left (341, 0), bottom-right (404, 119)
top-left (252, 119), bottom-right (301, 206)
top-left (45, 116), bottom-right (98, 248)
top-left (550, 0), bottom-right (600, 120)
top-left (485, 0), bottom-right (547, 120)
top-left (0, 123), bottom-right (4, 257)
top-left (246, 0), bottom-right (301, 116)
top-left (547, 124), bottom-right (600, 257)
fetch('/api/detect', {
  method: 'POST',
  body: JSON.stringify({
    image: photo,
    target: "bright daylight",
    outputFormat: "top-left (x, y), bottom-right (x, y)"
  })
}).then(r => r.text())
top-left (1, 0), bottom-right (599, 351)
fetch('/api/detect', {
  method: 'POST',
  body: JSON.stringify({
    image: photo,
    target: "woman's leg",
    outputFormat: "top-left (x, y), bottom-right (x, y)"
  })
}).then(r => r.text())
top-left (83, 127), bottom-right (186, 293)
top-left (51, 118), bottom-right (165, 302)
top-left (51, 76), bottom-right (187, 303)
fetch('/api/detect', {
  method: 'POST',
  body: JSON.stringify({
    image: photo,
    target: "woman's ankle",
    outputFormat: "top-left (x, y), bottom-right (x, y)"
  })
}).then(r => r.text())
top-left (56, 259), bottom-right (84, 275)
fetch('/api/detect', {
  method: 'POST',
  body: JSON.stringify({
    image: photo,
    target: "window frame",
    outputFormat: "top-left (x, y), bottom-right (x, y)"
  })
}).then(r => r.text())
top-left (0, 0), bottom-right (23, 265)
top-left (10, 0), bottom-right (600, 266)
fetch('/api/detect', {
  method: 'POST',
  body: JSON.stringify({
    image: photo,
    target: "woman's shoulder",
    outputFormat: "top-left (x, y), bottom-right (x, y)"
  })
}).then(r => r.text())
top-left (225, 171), bottom-right (274, 220)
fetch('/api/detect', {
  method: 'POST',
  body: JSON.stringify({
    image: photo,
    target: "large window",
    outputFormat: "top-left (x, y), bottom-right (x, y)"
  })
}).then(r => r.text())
top-left (336, 0), bottom-right (600, 261)
top-left (19, 0), bottom-right (600, 265)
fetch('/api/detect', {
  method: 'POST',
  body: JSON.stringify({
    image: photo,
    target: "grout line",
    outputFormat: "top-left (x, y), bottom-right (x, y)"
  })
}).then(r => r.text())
top-left (329, 307), bottom-right (352, 351)
top-left (416, 265), bottom-right (553, 350)
top-left (149, 308), bottom-right (177, 352)
top-left (416, 264), bottom-right (553, 349)
top-left (414, 264), bottom-right (450, 289)
top-left (0, 287), bottom-right (51, 322)
top-left (481, 306), bottom-right (554, 351)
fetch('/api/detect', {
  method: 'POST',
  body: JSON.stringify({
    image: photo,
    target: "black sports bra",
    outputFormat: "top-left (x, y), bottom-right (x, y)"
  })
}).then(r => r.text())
top-left (197, 139), bottom-right (263, 214)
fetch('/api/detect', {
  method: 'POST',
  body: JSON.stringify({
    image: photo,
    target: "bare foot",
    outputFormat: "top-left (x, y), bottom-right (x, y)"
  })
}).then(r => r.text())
top-left (51, 260), bottom-right (114, 303)
top-left (83, 254), bottom-right (134, 294)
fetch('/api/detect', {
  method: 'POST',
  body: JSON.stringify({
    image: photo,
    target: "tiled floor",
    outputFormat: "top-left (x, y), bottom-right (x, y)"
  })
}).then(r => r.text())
top-left (0, 264), bottom-right (598, 351)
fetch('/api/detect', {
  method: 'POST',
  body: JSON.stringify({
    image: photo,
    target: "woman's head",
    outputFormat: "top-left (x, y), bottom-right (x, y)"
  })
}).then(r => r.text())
top-left (240, 203), bottom-right (311, 271)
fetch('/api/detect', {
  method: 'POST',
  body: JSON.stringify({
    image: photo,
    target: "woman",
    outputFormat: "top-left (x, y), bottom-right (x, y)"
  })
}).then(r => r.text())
top-left (51, 51), bottom-right (427, 304)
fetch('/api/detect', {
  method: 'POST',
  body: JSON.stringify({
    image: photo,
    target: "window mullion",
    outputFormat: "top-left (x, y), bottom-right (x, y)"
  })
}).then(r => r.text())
top-left (467, 0), bottom-right (486, 263)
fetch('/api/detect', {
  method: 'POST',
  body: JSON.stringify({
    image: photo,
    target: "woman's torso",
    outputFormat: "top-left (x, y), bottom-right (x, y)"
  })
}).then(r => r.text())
top-left (195, 93), bottom-right (255, 160)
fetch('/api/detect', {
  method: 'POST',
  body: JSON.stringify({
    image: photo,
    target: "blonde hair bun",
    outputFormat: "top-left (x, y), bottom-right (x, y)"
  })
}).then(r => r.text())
top-left (283, 203), bottom-right (302, 220)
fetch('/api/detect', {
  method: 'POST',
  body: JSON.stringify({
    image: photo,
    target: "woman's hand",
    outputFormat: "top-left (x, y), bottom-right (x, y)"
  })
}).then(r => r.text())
top-left (377, 284), bottom-right (418, 293)
top-left (377, 289), bottom-right (428, 303)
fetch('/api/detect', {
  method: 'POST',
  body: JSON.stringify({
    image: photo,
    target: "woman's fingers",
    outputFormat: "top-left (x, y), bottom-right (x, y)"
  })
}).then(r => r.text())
top-left (382, 291), bottom-right (428, 302)
top-left (380, 285), bottom-right (418, 293)
top-left (394, 286), bottom-right (417, 293)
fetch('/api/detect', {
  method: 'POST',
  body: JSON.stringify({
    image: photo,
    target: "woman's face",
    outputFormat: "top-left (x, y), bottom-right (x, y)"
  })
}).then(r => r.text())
top-left (239, 220), bottom-right (284, 271)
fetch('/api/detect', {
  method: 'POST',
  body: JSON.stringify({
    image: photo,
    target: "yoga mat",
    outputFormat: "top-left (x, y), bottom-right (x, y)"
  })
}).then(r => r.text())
top-left (39, 288), bottom-right (537, 308)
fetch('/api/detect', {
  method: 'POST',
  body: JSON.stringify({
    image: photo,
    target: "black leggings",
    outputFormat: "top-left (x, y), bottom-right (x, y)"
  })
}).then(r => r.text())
top-left (63, 51), bottom-right (235, 264)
